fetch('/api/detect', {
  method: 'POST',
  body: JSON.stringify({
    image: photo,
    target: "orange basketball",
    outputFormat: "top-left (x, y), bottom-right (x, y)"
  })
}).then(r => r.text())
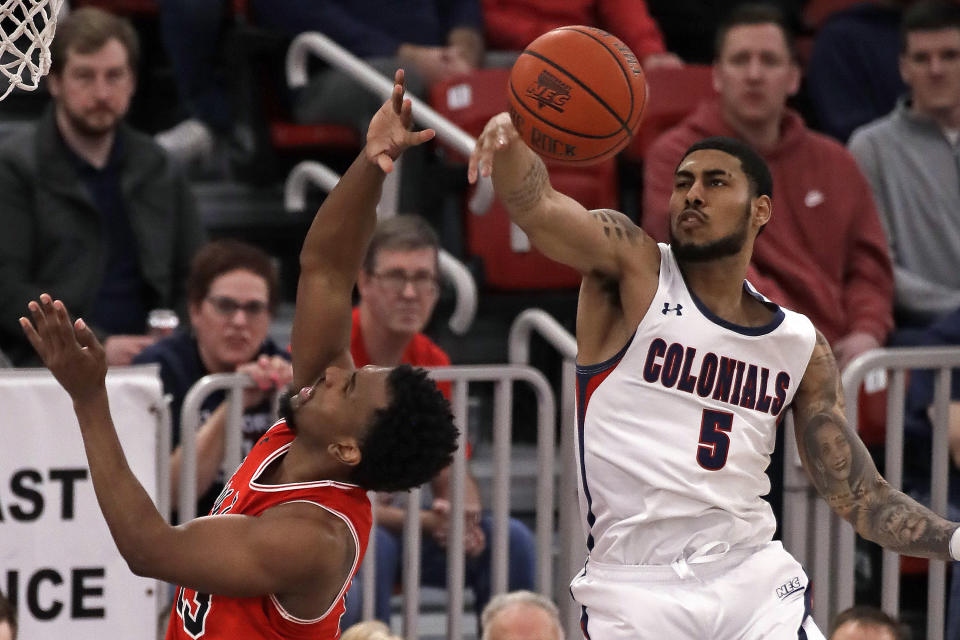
top-left (508, 26), bottom-right (648, 165)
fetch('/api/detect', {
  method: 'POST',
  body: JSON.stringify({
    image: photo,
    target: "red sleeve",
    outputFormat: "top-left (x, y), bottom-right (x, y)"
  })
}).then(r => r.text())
top-left (840, 153), bottom-right (894, 344)
top-left (598, 0), bottom-right (666, 60)
top-left (481, 0), bottom-right (574, 51)
top-left (641, 128), bottom-right (690, 242)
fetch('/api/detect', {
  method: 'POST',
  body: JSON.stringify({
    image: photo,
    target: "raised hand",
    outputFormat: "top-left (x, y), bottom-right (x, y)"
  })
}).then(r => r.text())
top-left (467, 112), bottom-right (519, 184)
top-left (20, 294), bottom-right (108, 402)
top-left (237, 354), bottom-right (294, 409)
top-left (365, 69), bottom-right (436, 174)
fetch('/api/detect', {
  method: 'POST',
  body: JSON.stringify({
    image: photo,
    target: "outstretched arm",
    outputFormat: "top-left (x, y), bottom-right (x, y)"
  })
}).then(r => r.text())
top-left (291, 71), bottom-right (435, 389)
top-left (20, 296), bottom-right (350, 600)
top-left (793, 329), bottom-right (959, 559)
top-left (467, 113), bottom-right (657, 278)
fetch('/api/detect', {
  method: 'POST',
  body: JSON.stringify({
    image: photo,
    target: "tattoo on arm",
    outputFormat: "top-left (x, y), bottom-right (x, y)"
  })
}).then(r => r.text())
top-left (589, 209), bottom-right (642, 245)
top-left (503, 159), bottom-right (548, 214)
top-left (794, 331), bottom-right (958, 559)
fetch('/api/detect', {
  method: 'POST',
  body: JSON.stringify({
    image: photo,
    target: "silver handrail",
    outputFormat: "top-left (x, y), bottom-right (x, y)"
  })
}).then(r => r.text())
top-left (797, 346), bottom-right (960, 638)
top-left (283, 160), bottom-right (477, 335)
top-left (284, 30), bottom-right (497, 216)
top-left (286, 32), bottom-right (476, 154)
top-left (178, 372), bottom-right (251, 520)
top-left (507, 309), bottom-right (581, 640)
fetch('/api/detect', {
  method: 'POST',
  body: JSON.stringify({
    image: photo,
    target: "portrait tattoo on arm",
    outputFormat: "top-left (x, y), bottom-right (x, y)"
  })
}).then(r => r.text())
top-left (589, 209), bottom-right (641, 246)
top-left (503, 158), bottom-right (549, 215)
top-left (793, 331), bottom-right (958, 559)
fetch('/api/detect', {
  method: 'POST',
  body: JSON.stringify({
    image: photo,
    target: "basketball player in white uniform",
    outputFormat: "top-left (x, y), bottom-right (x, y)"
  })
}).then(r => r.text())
top-left (469, 119), bottom-right (960, 639)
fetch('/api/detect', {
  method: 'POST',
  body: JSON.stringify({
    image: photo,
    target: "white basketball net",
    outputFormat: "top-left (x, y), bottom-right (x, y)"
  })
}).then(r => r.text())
top-left (0, 0), bottom-right (64, 100)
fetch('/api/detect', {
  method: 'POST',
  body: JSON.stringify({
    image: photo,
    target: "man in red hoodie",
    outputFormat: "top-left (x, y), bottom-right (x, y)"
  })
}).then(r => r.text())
top-left (643, 3), bottom-right (893, 369)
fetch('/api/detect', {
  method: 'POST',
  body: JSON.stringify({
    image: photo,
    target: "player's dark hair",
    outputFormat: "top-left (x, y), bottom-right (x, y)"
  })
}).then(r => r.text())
top-left (714, 3), bottom-right (797, 62)
top-left (363, 215), bottom-right (440, 274)
top-left (901, 0), bottom-right (960, 53)
top-left (186, 239), bottom-right (280, 313)
top-left (51, 7), bottom-right (140, 76)
top-left (830, 606), bottom-right (908, 640)
top-left (351, 365), bottom-right (458, 492)
top-left (680, 136), bottom-right (773, 200)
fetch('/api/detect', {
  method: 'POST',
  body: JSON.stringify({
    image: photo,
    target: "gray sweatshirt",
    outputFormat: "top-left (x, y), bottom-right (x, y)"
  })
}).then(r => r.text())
top-left (849, 96), bottom-right (960, 320)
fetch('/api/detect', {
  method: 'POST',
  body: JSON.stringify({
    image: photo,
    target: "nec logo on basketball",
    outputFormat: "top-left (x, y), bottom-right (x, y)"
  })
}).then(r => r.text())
top-left (526, 70), bottom-right (571, 112)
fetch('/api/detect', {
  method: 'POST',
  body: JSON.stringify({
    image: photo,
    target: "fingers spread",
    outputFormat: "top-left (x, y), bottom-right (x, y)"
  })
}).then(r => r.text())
top-left (20, 316), bottom-right (42, 353)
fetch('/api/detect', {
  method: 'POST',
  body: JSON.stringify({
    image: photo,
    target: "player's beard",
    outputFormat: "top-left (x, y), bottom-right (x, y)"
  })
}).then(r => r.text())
top-left (670, 202), bottom-right (751, 264)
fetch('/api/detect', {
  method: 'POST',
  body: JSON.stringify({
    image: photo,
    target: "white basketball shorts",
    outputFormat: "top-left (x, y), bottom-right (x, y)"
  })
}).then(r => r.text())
top-left (570, 541), bottom-right (825, 640)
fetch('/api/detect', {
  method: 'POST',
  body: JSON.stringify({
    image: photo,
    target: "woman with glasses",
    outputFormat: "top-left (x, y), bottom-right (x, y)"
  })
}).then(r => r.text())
top-left (133, 239), bottom-right (293, 519)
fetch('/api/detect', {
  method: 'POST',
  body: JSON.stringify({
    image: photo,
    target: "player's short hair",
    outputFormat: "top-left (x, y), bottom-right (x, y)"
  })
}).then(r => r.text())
top-left (0, 590), bottom-right (17, 639)
top-left (481, 591), bottom-right (563, 640)
top-left (714, 3), bottom-right (797, 62)
top-left (829, 605), bottom-right (907, 640)
top-left (350, 365), bottom-right (458, 492)
top-left (679, 136), bottom-right (773, 200)
top-left (901, 0), bottom-right (960, 52)
top-left (186, 239), bottom-right (280, 313)
top-left (50, 7), bottom-right (140, 76)
top-left (363, 215), bottom-right (440, 273)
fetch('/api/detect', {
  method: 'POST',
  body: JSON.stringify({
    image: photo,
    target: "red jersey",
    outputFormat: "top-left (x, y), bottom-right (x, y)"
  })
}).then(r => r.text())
top-left (165, 420), bottom-right (372, 640)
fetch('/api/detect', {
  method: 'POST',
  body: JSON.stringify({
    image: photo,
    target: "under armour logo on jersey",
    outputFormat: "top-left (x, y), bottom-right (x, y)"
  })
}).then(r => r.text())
top-left (662, 302), bottom-right (683, 316)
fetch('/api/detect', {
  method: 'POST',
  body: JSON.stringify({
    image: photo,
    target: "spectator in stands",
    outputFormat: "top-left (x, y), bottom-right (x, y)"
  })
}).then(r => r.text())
top-left (481, 0), bottom-right (682, 69)
top-left (133, 240), bottom-right (292, 517)
top-left (341, 621), bottom-right (402, 640)
top-left (848, 0), bottom-right (960, 332)
top-left (158, 0), bottom-right (483, 210)
top-left (645, 0), bottom-right (805, 64)
top-left (0, 592), bottom-right (15, 640)
top-left (154, 0), bottom-right (230, 167)
top-left (643, 3), bottom-right (894, 370)
top-left (340, 215), bottom-right (536, 628)
top-left (807, 1), bottom-right (915, 143)
top-left (481, 590), bottom-right (564, 640)
top-left (0, 7), bottom-right (205, 368)
top-left (829, 605), bottom-right (907, 640)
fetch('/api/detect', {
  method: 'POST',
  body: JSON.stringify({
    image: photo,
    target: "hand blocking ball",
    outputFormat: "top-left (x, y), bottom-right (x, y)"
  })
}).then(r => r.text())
top-left (508, 26), bottom-right (648, 165)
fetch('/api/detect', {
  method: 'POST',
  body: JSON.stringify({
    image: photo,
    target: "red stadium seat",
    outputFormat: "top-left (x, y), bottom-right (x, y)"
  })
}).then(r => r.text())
top-left (623, 64), bottom-right (715, 162)
top-left (431, 68), bottom-right (618, 289)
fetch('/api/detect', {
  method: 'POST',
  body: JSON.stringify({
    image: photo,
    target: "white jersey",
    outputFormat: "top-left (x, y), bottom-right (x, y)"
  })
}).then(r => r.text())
top-left (575, 243), bottom-right (817, 566)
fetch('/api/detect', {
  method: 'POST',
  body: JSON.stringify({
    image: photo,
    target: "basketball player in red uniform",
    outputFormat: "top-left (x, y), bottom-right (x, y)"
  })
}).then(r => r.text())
top-left (20, 70), bottom-right (457, 639)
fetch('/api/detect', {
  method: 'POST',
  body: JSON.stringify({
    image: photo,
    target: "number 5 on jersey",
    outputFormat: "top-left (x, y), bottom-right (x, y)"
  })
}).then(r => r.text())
top-left (697, 409), bottom-right (734, 470)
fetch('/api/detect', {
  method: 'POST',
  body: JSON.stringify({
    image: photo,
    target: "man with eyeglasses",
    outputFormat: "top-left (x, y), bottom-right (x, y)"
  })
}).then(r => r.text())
top-left (341, 214), bottom-right (536, 628)
top-left (133, 239), bottom-right (293, 519)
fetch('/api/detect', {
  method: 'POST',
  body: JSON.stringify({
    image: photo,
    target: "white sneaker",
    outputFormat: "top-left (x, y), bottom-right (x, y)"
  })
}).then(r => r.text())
top-left (155, 118), bottom-right (215, 164)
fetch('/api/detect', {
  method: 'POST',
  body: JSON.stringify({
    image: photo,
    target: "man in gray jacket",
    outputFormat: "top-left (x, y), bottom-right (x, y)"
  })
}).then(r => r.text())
top-left (0, 7), bottom-right (205, 366)
top-left (849, 0), bottom-right (960, 331)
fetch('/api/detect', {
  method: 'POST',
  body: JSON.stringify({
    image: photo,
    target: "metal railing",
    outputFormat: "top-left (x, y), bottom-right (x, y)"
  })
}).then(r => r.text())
top-left (283, 29), bottom-right (496, 218)
top-left (178, 363), bottom-right (558, 639)
top-left (782, 346), bottom-right (960, 636)
top-left (282, 160), bottom-right (477, 335)
top-left (507, 309), bottom-right (582, 639)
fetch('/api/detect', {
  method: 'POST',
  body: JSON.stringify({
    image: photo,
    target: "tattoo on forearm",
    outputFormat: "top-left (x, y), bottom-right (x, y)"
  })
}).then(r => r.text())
top-left (795, 330), bottom-right (958, 559)
top-left (503, 159), bottom-right (548, 214)
top-left (590, 209), bottom-right (641, 245)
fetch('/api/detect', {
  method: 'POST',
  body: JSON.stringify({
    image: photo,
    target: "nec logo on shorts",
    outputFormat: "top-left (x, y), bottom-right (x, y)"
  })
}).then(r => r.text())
top-left (527, 70), bottom-right (571, 112)
top-left (776, 576), bottom-right (803, 600)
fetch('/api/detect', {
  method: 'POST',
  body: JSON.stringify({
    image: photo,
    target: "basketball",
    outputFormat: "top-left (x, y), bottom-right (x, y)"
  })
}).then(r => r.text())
top-left (508, 26), bottom-right (648, 165)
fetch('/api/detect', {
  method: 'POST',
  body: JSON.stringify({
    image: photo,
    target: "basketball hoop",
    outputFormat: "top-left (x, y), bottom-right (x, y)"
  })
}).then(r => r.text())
top-left (0, 0), bottom-right (64, 100)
